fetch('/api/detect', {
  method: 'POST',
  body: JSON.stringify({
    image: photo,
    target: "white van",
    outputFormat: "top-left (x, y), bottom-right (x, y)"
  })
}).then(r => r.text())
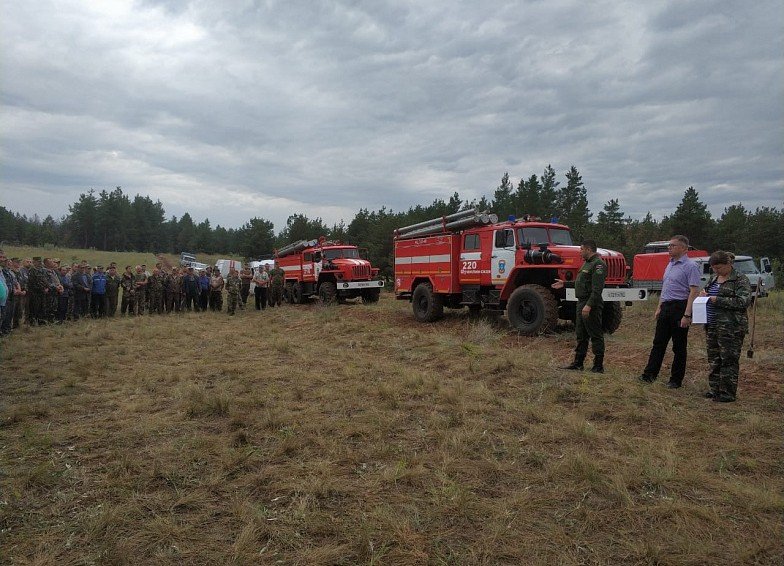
top-left (214, 259), bottom-right (243, 278)
top-left (694, 255), bottom-right (775, 297)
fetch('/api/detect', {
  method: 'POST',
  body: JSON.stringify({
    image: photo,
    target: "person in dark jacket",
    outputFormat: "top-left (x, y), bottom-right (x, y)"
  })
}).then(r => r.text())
top-left (198, 270), bottom-right (211, 311)
top-left (182, 267), bottom-right (201, 311)
top-left (700, 251), bottom-right (752, 402)
top-left (72, 264), bottom-right (91, 319)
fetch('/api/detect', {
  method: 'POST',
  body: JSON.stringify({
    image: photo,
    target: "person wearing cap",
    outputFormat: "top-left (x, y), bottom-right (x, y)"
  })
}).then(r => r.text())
top-left (166, 266), bottom-right (183, 313)
top-left (182, 267), bottom-right (200, 311)
top-left (91, 265), bottom-right (108, 318)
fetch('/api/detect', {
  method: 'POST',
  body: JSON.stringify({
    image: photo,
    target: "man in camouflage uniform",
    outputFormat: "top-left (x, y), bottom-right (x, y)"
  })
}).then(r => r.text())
top-left (133, 265), bottom-right (148, 315)
top-left (11, 258), bottom-right (28, 328)
top-left (701, 251), bottom-right (752, 403)
top-left (44, 258), bottom-right (62, 322)
top-left (105, 265), bottom-right (122, 316)
top-left (269, 264), bottom-right (284, 307)
top-left (239, 263), bottom-right (253, 307)
top-left (553, 239), bottom-right (607, 373)
top-left (120, 266), bottom-right (135, 315)
top-left (147, 268), bottom-right (164, 314)
top-left (225, 267), bottom-right (242, 315)
top-left (166, 267), bottom-right (182, 313)
top-left (27, 257), bottom-right (49, 325)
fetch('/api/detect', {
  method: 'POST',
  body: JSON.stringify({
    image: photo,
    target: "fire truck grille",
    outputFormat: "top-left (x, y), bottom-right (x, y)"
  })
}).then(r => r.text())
top-left (604, 257), bottom-right (626, 282)
top-left (352, 264), bottom-right (371, 279)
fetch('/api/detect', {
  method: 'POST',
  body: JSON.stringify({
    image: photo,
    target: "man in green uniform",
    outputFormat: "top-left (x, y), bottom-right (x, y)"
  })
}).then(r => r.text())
top-left (225, 267), bottom-right (242, 315)
top-left (133, 265), bottom-right (148, 315)
top-left (269, 264), bottom-right (284, 307)
top-left (552, 239), bottom-right (607, 373)
top-left (105, 265), bottom-right (122, 316)
top-left (147, 268), bottom-right (165, 314)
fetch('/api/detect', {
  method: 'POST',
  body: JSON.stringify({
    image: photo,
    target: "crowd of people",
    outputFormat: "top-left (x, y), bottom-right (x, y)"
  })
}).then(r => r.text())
top-left (0, 251), bottom-right (287, 336)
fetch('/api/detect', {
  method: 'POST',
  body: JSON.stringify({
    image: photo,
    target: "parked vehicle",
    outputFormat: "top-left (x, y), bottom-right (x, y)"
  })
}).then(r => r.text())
top-left (393, 209), bottom-right (647, 335)
top-left (692, 255), bottom-right (775, 297)
top-left (179, 251), bottom-right (209, 271)
top-left (275, 238), bottom-right (384, 304)
top-left (214, 259), bottom-right (243, 278)
top-left (631, 242), bottom-right (708, 292)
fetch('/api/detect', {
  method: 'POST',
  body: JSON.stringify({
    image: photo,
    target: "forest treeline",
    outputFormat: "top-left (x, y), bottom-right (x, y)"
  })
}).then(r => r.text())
top-left (2, 165), bottom-right (782, 280)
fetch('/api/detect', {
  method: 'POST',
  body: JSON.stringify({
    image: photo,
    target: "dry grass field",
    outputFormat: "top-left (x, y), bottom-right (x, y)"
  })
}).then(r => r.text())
top-left (1, 269), bottom-right (782, 564)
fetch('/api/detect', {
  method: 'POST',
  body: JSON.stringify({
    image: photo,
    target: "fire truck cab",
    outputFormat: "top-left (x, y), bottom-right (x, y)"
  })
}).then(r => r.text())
top-left (394, 213), bottom-right (647, 335)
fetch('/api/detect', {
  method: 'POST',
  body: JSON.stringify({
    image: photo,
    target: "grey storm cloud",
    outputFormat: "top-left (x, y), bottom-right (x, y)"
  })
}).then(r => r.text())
top-left (1, 0), bottom-right (782, 231)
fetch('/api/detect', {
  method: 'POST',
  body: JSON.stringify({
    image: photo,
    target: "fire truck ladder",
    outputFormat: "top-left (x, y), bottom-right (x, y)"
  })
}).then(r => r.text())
top-left (394, 208), bottom-right (498, 239)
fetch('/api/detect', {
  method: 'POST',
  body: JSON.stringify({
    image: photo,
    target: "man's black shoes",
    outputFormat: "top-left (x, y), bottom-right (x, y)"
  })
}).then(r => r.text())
top-left (561, 361), bottom-right (584, 371)
top-left (665, 381), bottom-right (682, 389)
top-left (638, 375), bottom-right (656, 384)
top-left (704, 391), bottom-right (717, 399)
top-left (714, 393), bottom-right (735, 403)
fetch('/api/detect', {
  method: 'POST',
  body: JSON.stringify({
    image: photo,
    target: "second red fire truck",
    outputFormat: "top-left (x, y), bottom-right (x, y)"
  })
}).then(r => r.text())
top-left (275, 237), bottom-right (384, 305)
top-left (393, 209), bottom-right (647, 335)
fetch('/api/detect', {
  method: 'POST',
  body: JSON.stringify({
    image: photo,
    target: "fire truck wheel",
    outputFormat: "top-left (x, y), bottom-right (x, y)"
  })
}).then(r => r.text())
top-left (507, 284), bottom-right (558, 335)
top-left (412, 282), bottom-right (444, 322)
top-left (284, 282), bottom-right (294, 303)
top-left (318, 282), bottom-right (337, 305)
top-left (361, 289), bottom-right (380, 304)
top-left (291, 282), bottom-right (304, 304)
top-left (602, 302), bottom-right (623, 334)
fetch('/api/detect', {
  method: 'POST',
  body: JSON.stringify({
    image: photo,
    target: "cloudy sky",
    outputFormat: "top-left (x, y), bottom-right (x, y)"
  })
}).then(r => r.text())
top-left (2, 0), bottom-right (782, 231)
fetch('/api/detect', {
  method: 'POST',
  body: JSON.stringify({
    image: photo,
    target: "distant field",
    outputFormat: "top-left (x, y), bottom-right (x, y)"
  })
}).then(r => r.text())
top-left (1, 282), bottom-right (782, 563)
top-left (0, 245), bottom-right (237, 269)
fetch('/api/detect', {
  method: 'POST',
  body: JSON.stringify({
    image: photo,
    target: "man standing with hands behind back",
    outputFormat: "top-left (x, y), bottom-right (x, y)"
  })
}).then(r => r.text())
top-left (639, 235), bottom-right (702, 389)
top-left (552, 239), bottom-right (607, 373)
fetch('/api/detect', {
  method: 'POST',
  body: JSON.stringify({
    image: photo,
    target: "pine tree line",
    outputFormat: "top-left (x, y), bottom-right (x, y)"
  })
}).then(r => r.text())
top-left (2, 171), bottom-right (782, 281)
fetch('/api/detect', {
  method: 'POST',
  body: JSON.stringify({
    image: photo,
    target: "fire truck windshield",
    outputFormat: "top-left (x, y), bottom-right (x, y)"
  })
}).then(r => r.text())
top-left (517, 227), bottom-right (573, 246)
top-left (323, 248), bottom-right (360, 260)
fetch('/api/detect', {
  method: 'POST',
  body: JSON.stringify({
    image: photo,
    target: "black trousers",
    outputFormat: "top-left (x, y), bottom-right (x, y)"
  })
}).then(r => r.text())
top-left (185, 292), bottom-right (200, 311)
top-left (91, 293), bottom-right (106, 318)
top-left (254, 286), bottom-right (267, 310)
top-left (643, 300), bottom-right (689, 384)
top-left (74, 291), bottom-right (89, 319)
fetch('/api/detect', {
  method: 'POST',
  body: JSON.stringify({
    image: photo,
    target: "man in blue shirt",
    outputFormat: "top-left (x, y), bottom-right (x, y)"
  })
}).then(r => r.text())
top-left (91, 265), bottom-right (108, 318)
top-left (639, 235), bottom-right (702, 388)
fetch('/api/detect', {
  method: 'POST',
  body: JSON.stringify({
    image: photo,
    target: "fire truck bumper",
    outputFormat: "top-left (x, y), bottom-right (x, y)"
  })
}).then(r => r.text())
top-left (337, 280), bottom-right (385, 290)
top-left (566, 288), bottom-right (649, 302)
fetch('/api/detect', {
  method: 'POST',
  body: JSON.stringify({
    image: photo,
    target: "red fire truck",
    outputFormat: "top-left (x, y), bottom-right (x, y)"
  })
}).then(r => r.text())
top-left (631, 241), bottom-right (708, 292)
top-left (275, 237), bottom-right (384, 304)
top-left (393, 210), bottom-right (648, 335)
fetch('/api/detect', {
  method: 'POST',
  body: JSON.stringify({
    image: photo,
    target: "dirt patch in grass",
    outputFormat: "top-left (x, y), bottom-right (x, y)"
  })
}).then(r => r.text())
top-left (1, 292), bottom-right (782, 564)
